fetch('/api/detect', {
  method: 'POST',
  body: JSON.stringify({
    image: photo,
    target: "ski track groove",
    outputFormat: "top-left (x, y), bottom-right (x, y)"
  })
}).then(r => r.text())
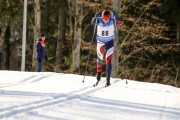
top-left (159, 92), bottom-right (167, 120)
top-left (1, 76), bottom-right (178, 120)
top-left (0, 74), bottom-right (53, 88)
top-left (0, 78), bottom-right (120, 119)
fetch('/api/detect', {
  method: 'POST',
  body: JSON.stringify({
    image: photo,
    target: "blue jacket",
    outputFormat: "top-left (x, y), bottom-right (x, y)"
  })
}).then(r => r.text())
top-left (91, 16), bottom-right (121, 43)
top-left (36, 39), bottom-right (46, 60)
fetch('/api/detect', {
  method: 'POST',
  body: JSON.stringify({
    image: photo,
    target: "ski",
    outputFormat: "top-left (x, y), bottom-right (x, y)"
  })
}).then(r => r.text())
top-left (93, 81), bottom-right (111, 88)
top-left (93, 78), bottom-right (120, 88)
top-left (93, 80), bottom-right (100, 87)
top-left (93, 78), bottom-right (105, 87)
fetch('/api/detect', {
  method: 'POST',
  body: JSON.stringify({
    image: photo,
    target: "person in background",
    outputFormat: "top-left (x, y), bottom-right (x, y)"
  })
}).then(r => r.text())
top-left (91, 10), bottom-right (121, 87)
top-left (36, 34), bottom-right (47, 72)
top-left (0, 52), bottom-right (3, 69)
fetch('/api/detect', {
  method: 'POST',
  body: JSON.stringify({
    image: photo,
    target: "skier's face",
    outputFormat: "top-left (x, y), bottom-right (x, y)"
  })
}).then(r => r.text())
top-left (102, 13), bottom-right (110, 23)
top-left (42, 36), bottom-right (46, 41)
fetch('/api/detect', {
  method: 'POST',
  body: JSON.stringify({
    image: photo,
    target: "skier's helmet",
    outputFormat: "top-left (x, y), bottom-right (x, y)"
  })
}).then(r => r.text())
top-left (102, 10), bottom-right (111, 20)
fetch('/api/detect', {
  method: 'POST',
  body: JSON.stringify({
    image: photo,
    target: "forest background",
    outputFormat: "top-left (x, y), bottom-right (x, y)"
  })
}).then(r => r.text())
top-left (0, 0), bottom-right (179, 87)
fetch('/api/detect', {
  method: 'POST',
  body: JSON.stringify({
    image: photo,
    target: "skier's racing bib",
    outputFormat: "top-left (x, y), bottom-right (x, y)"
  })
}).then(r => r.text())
top-left (96, 18), bottom-right (115, 43)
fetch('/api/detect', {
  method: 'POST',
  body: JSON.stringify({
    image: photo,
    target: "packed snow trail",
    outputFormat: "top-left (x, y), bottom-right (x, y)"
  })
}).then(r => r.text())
top-left (0, 70), bottom-right (180, 120)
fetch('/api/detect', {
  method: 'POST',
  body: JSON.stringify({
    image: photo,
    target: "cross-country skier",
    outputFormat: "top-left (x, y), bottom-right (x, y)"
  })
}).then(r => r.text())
top-left (91, 10), bottom-right (121, 87)
top-left (36, 34), bottom-right (48, 72)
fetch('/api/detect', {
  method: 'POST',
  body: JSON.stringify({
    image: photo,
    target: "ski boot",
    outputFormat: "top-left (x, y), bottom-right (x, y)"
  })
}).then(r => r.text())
top-left (94, 72), bottom-right (101, 87)
top-left (105, 76), bottom-right (110, 87)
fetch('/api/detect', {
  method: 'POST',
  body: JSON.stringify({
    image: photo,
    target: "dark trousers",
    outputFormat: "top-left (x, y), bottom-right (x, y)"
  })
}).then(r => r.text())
top-left (36, 60), bottom-right (43, 72)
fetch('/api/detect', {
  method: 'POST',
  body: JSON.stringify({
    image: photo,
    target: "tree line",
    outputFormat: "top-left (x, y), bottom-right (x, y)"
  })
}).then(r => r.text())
top-left (0, 0), bottom-right (179, 87)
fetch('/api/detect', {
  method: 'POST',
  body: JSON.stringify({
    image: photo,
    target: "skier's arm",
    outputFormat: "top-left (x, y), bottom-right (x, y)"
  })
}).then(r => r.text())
top-left (91, 12), bottom-right (100, 25)
top-left (112, 10), bottom-right (122, 24)
top-left (91, 17), bottom-right (97, 25)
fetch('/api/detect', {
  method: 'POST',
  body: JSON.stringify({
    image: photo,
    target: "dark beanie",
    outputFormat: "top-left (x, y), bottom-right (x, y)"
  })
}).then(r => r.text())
top-left (40, 34), bottom-right (45, 37)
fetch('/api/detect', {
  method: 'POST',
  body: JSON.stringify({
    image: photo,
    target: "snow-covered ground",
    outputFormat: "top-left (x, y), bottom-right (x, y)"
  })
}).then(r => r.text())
top-left (0, 70), bottom-right (180, 120)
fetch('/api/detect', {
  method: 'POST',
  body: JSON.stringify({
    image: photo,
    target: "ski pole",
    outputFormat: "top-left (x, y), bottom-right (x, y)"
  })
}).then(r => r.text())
top-left (113, 17), bottom-right (128, 84)
top-left (82, 18), bottom-right (98, 83)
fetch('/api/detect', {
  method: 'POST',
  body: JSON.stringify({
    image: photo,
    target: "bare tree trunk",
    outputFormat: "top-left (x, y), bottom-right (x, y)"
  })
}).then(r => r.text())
top-left (56, 10), bottom-right (65, 72)
top-left (32, 0), bottom-right (41, 71)
top-left (68, 0), bottom-right (74, 44)
top-left (68, 0), bottom-right (83, 73)
top-left (0, 23), bottom-right (8, 69)
top-left (4, 25), bottom-right (10, 70)
top-left (72, 0), bottom-right (83, 73)
top-left (111, 0), bottom-right (121, 77)
top-left (72, 22), bottom-right (82, 73)
top-left (9, 22), bottom-right (21, 70)
top-left (177, 22), bottom-right (179, 43)
top-left (68, 0), bottom-right (75, 72)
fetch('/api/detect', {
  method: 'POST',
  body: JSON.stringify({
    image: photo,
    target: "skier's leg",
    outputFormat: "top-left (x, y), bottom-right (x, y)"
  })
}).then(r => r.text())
top-left (36, 60), bottom-right (42, 72)
top-left (97, 41), bottom-right (105, 81)
top-left (105, 40), bottom-right (114, 85)
top-left (97, 57), bottom-right (102, 81)
top-left (106, 59), bottom-right (112, 86)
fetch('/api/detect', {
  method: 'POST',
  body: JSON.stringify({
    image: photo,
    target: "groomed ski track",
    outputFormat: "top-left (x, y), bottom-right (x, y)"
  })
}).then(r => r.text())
top-left (0, 71), bottom-right (180, 120)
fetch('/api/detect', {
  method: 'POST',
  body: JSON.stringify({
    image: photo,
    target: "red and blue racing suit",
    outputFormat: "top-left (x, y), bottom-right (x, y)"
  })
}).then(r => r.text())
top-left (91, 16), bottom-right (121, 79)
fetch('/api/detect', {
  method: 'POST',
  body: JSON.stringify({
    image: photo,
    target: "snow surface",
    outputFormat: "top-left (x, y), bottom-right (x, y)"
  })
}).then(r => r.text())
top-left (0, 70), bottom-right (180, 120)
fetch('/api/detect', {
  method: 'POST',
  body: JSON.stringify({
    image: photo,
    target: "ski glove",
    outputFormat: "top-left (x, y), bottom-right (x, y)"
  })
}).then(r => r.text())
top-left (112, 10), bottom-right (118, 17)
top-left (95, 12), bottom-right (100, 18)
top-left (112, 10), bottom-right (122, 24)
